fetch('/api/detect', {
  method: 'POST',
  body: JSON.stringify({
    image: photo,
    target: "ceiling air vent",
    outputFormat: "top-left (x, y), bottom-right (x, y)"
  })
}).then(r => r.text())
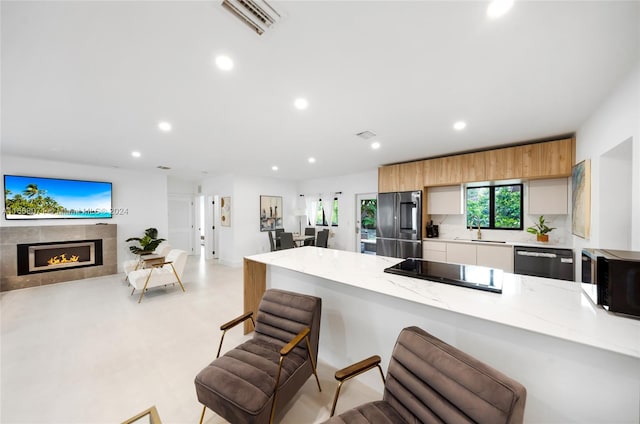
top-left (157, 165), bottom-right (171, 170)
top-left (221, 0), bottom-right (281, 35)
top-left (356, 130), bottom-right (377, 140)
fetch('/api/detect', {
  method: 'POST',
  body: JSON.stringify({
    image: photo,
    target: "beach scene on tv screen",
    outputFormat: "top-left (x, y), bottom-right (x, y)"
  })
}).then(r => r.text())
top-left (4, 175), bottom-right (112, 219)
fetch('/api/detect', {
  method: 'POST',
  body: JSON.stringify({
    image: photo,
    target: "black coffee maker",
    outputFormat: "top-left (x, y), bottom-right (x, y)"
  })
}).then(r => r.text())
top-left (426, 220), bottom-right (439, 238)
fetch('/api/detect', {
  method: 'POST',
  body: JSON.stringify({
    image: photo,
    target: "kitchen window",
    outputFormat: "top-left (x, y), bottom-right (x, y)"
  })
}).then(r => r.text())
top-left (466, 184), bottom-right (523, 230)
top-left (315, 197), bottom-right (339, 227)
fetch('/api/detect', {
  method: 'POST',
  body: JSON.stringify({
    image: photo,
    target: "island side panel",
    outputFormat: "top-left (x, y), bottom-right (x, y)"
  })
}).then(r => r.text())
top-left (243, 258), bottom-right (266, 334)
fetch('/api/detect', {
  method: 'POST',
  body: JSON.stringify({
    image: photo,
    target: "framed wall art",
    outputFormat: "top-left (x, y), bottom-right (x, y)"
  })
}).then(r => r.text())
top-left (221, 196), bottom-right (231, 227)
top-left (571, 159), bottom-right (591, 239)
top-left (260, 195), bottom-right (283, 231)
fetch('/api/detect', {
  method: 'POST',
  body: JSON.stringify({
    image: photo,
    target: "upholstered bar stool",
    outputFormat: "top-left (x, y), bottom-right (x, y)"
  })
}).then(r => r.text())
top-left (324, 326), bottom-right (527, 424)
top-left (194, 289), bottom-right (322, 424)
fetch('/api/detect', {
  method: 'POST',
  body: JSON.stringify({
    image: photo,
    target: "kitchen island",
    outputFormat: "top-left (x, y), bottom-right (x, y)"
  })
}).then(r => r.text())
top-left (244, 247), bottom-right (640, 423)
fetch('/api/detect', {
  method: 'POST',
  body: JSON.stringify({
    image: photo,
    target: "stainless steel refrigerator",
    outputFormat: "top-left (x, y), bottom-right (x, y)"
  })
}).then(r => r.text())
top-left (376, 191), bottom-right (422, 258)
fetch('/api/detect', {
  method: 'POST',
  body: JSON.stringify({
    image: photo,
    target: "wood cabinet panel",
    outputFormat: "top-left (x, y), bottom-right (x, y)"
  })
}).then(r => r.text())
top-left (398, 161), bottom-right (424, 191)
top-left (423, 158), bottom-right (440, 186)
top-left (424, 156), bottom-right (462, 186)
top-left (243, 258), bottom-right (266, 334)
top-left (460, 152), bottom-right (485, 182)
top-left (378, 165), bottom-right (400, 193)
top-left (522, 138), bottom-right (574, 179)
top-left (485, 146), bottom-right (523, 181)
top-left (387, 137), bottom-right (575, 191)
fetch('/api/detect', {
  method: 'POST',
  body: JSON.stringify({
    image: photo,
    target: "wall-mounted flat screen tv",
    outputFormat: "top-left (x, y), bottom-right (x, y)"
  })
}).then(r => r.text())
top-left (4, 175), bottom-right (113, 220)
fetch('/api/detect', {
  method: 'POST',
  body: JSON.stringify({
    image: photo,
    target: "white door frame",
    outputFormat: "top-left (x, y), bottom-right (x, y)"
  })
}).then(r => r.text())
top-left (355, 193), bottom-right (377, 254)
top-left (168, 194), bottom-right (196, 255)
top-left (204, 195), bottom-right (219, 260)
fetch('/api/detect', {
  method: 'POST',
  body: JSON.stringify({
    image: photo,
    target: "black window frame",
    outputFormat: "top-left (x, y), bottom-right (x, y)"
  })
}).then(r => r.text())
top-left (466, 183), bottom-right (523, 230)
top-left (315, 197), bottom-right (339, 227)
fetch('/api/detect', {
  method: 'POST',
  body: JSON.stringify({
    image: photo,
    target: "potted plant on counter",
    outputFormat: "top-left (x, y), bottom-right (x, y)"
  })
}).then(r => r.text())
top-left (526, 215), bottom-right (555, 242)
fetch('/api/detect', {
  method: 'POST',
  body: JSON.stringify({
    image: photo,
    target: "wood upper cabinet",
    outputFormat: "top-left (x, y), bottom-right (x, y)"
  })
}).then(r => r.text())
top-left (423, 156), bottom-right (462, 186)
top-left (378, 164), bottom-right (400, 193)
top-left (385, 137), bottom-right (575, 191)
top-left (379, 162), bottom-right (423, 192)
top-left (485, 146), bottom-right (523, 181)
top-left (398, 161), bottom-right (424, 191)
top-left (459, 152), bottom-right (485, 182)
top-left (522, 138), bottom-right (574, 179)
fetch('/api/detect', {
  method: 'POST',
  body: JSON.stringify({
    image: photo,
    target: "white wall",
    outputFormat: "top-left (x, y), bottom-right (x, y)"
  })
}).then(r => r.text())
top-left (575, 60), bottom-right (640, 256)
top-left (1, 155), bottom-right (169, 271)
top-left (298, 170), bottom-right (378, 252)
top-left (167, 176), bottom-right (197, 195)
top-left (200, 174), bottom-right (298, 266)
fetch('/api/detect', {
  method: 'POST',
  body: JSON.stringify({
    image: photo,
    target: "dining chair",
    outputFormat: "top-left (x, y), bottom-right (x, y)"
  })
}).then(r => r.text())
top-left (274, 228), bottom-right (284, 249)
top-left (279, 232), bottom-right (295, 250)
top-left (268, 231), bottom-right (277, 251)
top-left (316, 229), bottom-right (329, 248)
top-left (304, 227), bottom-right (315, 246)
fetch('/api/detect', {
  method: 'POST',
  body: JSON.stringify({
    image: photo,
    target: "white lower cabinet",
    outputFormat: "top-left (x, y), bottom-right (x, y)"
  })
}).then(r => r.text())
top-left (423, 241), bottom-right (446, 263)
top-left (446, 243), bottom-right (476, 265)
top-left (476, 244), bottom-right (514, 273)
top-left (423, 240), bottom-right (514, 272)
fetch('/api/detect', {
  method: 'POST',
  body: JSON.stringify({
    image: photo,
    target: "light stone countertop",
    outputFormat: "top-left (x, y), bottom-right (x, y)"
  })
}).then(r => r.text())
top-left (423, 237), bottom-right (574, 250)
top-left (246, 246), bottom-right (640, 358)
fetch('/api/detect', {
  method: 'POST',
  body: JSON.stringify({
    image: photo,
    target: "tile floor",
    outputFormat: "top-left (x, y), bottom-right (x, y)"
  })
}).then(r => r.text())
top-left (1, 255), bottom-right (381, 423)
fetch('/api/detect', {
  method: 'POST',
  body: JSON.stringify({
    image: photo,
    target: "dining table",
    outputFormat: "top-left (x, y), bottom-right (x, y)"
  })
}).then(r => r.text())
top-left (292, 234), bottom-right (315, 247)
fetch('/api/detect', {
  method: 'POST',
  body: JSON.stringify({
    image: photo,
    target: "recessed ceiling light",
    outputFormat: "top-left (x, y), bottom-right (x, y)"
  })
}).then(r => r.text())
top-left (272, 165), bottom-right (278, 171)
top-left (453, 121), bottom-right (467, 131)
top-left (294, 98), bottom-right (309, 110)
top-left (371, 141), bottom-right (381, 150)
top-left (308, 157), bottom-right (316, 164)
top-left (215, 55), bottom-right (234, 71)
top-left (158, 121), bottom-right (172, 132)
top-left (487, 0), bottom-right (514, 19)
top-left (131, 151), bottom-right (141, 158)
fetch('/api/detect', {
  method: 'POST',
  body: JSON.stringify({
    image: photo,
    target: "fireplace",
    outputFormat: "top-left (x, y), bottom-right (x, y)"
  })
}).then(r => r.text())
top-left (17, 239), bottom-right (104, 276)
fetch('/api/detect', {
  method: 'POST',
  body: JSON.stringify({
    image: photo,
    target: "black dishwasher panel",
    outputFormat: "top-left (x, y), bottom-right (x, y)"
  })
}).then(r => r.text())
top-left (514, 246), bottom-right (575, 281)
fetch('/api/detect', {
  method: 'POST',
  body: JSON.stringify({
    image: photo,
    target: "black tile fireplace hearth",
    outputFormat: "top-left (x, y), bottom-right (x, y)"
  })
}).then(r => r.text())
top-left (17, 239), bottom-right (103, 276)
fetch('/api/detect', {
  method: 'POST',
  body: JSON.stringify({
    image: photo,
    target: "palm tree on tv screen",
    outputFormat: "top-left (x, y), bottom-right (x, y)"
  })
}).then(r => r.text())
top-left (6, 183), bottom-right (65, 215)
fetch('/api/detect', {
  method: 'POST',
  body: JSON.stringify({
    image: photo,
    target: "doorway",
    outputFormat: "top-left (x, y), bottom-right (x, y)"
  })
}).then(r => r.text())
top-left (356, 193), bottom-right (377, 254)
top-left (599, 138), bottom-right (633, 249)
top-left (168, 194), bottom-right (195, 254)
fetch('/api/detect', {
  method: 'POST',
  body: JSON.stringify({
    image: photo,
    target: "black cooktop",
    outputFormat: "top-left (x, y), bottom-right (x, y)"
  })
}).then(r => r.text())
top-left (384, 259), bottom-right (503, 294)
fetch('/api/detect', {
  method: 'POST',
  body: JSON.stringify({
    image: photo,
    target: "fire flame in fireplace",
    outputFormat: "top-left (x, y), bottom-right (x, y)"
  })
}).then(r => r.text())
top-left (47, 254), bottom-right (80, 265)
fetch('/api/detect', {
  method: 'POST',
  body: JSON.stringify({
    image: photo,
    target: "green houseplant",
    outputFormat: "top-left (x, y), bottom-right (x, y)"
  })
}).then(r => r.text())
top-left (526, 216), bottom-right (555, 242)
top-left (126, 228), bottom-right (166, 255)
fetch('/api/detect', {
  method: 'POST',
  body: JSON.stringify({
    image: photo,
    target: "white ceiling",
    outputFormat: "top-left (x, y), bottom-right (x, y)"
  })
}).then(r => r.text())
top-left (2, 1), bottom-right (639, 182)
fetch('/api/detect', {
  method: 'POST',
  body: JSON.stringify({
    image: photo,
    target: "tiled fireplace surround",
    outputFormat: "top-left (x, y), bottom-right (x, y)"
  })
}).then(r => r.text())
top-left (0, 224), bottom-right (117, 291)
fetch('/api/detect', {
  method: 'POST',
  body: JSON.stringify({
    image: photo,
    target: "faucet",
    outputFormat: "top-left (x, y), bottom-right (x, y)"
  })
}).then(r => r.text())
top-left (477, 223), bottom-right (482, 240)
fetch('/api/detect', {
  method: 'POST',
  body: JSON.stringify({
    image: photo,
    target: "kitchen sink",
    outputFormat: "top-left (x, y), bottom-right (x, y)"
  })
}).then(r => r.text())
top-left (471, 239), bottom-right (507, 243)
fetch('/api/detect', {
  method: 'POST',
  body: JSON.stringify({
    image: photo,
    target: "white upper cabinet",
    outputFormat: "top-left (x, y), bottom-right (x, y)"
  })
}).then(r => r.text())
top-left (528, 178), bottom-right (569, 215)
top-left (427, 185), bottom-right (463, 215)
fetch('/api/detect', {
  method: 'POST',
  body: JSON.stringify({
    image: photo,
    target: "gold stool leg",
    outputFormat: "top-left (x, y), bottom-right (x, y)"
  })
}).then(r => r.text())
top-left (138, 268), bottom-right (154, 304)
top-left (170, 263), bottom-right (186, 292)
top-left (198, 405), bottom-right (206, 424)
